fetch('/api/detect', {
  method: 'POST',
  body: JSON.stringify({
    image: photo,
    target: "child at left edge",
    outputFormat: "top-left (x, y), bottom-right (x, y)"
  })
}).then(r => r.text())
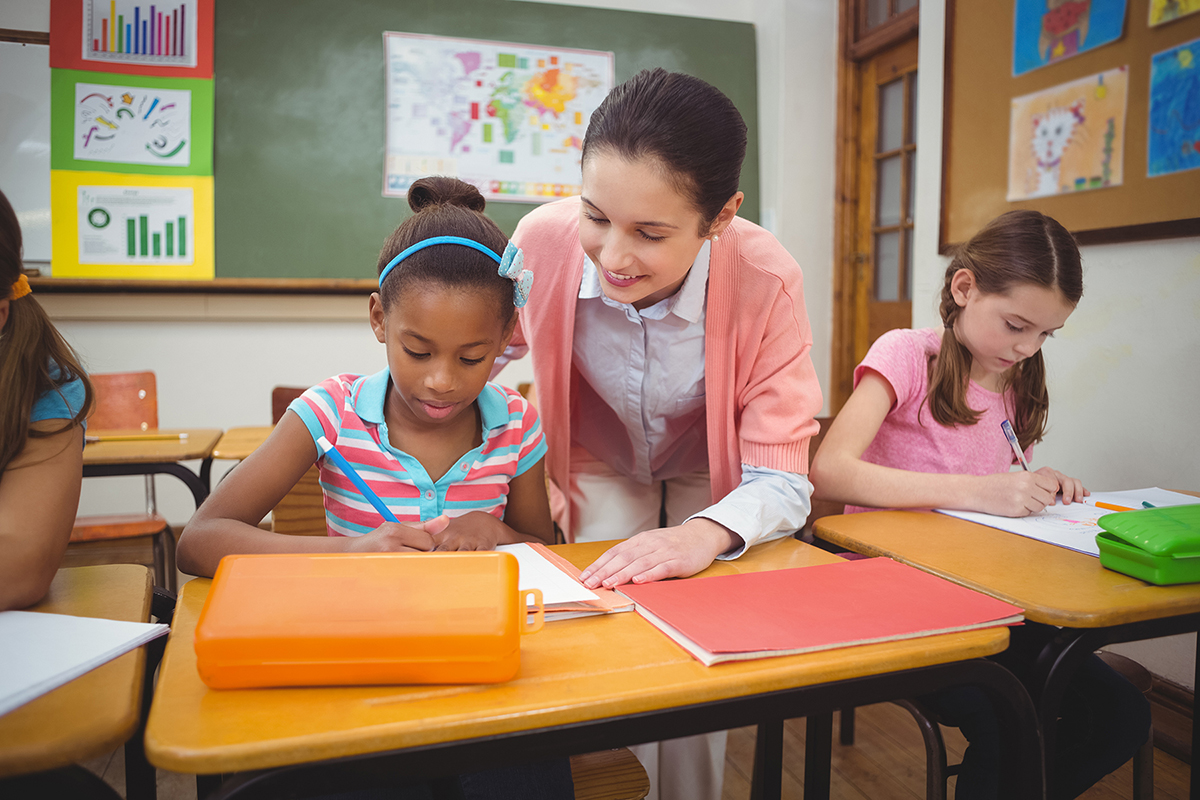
top-left (177, 176), bottom-right (556, 578)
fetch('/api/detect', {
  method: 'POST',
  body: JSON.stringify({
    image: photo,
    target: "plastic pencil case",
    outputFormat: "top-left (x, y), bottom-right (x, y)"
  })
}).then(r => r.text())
top-left (1096, 504), bottom-right (1200, 585)
top-left (194, 551), bottom-right (543, 689)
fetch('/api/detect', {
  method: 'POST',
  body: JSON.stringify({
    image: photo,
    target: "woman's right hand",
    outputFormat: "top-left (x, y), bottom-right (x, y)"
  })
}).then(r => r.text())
top-left (975, 470), bottom-right (1062, 517)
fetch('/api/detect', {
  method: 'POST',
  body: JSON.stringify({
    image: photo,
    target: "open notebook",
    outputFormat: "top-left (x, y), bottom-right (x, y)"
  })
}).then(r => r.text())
top-left (618, 557), bottom-right (1023, 666)
top-left (496, 542), bottom-right (633, 621)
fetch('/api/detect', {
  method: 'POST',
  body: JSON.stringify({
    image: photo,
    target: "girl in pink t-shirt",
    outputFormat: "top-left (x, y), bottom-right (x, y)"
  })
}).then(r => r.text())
top-left (812, 210), bottom-right (1150, 800)
top-left (811, 209), bottom-right (1087, 516)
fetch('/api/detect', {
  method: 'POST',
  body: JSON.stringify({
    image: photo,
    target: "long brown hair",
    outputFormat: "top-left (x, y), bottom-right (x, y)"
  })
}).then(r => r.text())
top-left (927, 210), bottom-right (1082, 452)
top-left (0, 189), bottom-right (94, 473)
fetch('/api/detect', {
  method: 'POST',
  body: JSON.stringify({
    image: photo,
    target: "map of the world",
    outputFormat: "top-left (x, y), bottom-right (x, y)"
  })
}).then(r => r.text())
top-left (384, 32), bottom-right (614, 203)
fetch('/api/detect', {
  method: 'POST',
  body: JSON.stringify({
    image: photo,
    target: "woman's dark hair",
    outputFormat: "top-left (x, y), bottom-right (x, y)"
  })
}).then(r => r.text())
top-left (581, 68), bottom-right (747, 233)
top-left (0, 189), bottom-right (94, 473)
top-left (376, 177), bottom-right (514, 324)
top-left (927, 209), bottom-right (1083, 451)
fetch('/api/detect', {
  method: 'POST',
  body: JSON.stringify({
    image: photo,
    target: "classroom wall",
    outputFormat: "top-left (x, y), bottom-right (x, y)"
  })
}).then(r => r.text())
top-left (5, 0), bottom-right (838, 528)
top-left (913, 0), bottom-right (1200, 690)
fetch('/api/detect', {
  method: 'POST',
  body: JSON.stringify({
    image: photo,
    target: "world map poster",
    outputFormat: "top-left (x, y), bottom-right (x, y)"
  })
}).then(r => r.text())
top-left (383, 32), bottom-right (614, 203)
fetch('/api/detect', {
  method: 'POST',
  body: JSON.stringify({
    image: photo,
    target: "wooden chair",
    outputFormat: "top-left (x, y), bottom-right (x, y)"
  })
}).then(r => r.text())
top-left (270, 386), bottom-right (327, 537)
top-left (64, 372), bottom-right (176, 591)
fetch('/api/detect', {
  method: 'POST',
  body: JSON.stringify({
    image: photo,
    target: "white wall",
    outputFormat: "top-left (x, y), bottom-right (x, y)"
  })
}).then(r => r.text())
top-left (5, 0), bottom-right (838, 525)
top-left (914, 1), bottom-right (1200, 689)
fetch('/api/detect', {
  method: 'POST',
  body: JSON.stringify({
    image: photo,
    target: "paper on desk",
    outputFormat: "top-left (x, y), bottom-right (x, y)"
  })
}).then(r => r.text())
top-left (936, 487), bottom-right (1198, 557)
top-left (0, 611), bottom-right (169, 717)
top-left (496, 543), bottom-right (600, 605)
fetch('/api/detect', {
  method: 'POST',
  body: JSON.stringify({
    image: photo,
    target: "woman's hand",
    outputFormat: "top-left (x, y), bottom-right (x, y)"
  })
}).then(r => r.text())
top-left (579, 518), bottom-right (741, 588)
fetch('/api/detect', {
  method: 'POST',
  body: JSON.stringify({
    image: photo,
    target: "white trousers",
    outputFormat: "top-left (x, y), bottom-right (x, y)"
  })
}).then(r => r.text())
top-left (571, 466), bottom-right (727, 800)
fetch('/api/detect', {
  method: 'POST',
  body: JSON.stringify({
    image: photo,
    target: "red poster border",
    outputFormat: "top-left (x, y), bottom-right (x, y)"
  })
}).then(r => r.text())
top-left (50, 0), bottom-right (214, 79)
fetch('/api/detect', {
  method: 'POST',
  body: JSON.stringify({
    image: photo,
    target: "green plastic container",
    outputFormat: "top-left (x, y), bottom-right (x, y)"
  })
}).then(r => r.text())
top-left (1096, 504), bottom-right (1200, 585)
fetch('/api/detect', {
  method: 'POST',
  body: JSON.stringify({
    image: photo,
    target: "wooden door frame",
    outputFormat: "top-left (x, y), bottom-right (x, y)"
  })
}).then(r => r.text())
top-left (830, 0), bottom-right (919, 412)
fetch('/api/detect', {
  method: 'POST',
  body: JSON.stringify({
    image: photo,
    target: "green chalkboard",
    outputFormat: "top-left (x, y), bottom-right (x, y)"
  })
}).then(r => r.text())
top-left (213, 0), bottom-right (758, 280)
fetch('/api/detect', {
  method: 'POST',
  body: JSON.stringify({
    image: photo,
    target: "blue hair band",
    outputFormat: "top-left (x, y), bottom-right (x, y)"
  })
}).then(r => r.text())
top-left (378, 235), bottom-right (533, 308)
top-left (378, 236), bottom-right (501, 287)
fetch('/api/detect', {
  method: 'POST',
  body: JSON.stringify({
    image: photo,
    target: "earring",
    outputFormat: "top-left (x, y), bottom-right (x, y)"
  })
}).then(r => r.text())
top-left (711, 234), bottom-right (720, 242)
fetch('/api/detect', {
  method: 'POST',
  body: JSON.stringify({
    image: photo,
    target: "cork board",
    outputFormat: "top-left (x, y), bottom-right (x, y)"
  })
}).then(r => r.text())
top-left (942, 0), bottom-right (1200, 247)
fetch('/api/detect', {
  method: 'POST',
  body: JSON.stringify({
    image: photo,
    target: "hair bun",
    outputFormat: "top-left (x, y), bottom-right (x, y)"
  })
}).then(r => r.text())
top-left (407, 176), bottom-right (487, 214)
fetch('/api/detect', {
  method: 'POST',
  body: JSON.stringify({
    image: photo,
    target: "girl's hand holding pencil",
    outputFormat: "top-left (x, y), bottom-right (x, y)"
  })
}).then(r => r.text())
top-left (343, 516), bottom-right (449, 554)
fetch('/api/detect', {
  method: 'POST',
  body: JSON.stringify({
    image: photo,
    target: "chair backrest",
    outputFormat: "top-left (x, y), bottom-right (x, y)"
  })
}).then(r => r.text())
top-left (89, 371), bottom-right (158, 430)
top-left (270, 385), bottom-right (328, 536)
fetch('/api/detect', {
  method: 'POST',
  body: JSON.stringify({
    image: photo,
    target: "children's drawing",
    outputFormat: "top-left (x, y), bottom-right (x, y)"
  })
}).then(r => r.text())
top-left (74, 82), bottom-right (191, 167)
top-left (1148, 37), bottom-right (1200, 178)
top-left (1149, 0), bottom-right (1200, 26)
top-left (1012, 0), bottom-right (1128, 76)
top-left (1008, 68), bottom-right (1127, 200)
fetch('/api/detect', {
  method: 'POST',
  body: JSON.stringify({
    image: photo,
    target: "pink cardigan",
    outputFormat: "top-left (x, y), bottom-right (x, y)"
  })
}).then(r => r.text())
top-left (510, 197), bottom-right (822, 539)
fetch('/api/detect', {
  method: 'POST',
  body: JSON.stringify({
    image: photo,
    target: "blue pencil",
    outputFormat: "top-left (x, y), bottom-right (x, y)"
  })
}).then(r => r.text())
top-left (316, 436), bottom-right (399, 523)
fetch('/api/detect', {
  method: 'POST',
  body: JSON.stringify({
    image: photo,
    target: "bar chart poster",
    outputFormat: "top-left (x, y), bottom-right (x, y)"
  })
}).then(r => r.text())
top-left (50, 170), bottom-right (213, 279)
top-left (50, 0), bottom-right (213, 79)
top-left (50, 69), bottom-right (214, 175)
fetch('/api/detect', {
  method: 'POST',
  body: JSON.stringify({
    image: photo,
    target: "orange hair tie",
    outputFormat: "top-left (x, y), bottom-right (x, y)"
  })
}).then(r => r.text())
top-left (8, 274), bottom-right (31, 300)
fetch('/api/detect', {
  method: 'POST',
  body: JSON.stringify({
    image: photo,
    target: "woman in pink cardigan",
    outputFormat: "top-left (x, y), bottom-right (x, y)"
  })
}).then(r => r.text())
top-left (500, 69), bottom-right (823, 800)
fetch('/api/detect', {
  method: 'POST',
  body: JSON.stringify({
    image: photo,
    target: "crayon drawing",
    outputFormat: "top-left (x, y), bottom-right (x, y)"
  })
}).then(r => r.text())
top-left (1149, 0), bottom-right (1200, 26)
top-left (73, 81), bottom-right (191, 167)
top-left (1013, 0), bottom-right (1128, 76)
top-left (1008, 67), bottom-right (1128, 200)
top-left (1148, 37), bottom-right (1200, 177)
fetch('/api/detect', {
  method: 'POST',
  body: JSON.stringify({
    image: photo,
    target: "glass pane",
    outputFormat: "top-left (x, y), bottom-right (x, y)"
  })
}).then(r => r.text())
top-left (907, 72), bottom-right (919, 145)
top-left (866, 0), bottom-right (889, 29)
top-left (878, 79), bottom-right (904, 152)
top-left (898, 0), bottom-right (918, 12)
top-left (874, 231), bottom-right (900, 302)
top-left (877, 155), bottom-right (902, 227)
top-left (905, 152), bottom-right (916, 224)
top-left (904, 228), bottom-right (914, 301)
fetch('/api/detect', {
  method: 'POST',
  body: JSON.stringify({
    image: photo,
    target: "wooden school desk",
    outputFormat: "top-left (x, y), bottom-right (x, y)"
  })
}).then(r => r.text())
top-left (210, 427), bottom-right (273, 462)
top-left (143, 537), bottom-right (1044, 800)
top-left (815, 509), bottom-right (1200, 799)
top-left (84, 428), bottom-right (224, 508)
top-left (0, 565), bottom-right (156, 799)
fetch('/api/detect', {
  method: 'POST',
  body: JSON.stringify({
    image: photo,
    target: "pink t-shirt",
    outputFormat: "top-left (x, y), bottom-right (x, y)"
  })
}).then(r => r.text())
top-left (846, 327), bottom-right (1029, 513)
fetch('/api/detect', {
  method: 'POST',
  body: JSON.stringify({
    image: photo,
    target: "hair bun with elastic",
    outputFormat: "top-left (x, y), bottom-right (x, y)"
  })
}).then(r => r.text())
top-left (407, 176), bottom-right (487, 214)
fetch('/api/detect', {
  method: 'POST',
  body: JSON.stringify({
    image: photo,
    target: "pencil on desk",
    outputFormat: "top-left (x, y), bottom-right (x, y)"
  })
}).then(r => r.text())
top-left (85, 432), bottom-right (190, 443)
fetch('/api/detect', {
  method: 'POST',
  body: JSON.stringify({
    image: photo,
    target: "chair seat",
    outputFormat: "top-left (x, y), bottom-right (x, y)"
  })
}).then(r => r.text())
top-left (71, 513), bottom-right (170, 542)
top-left (569, 748), bottom-right (650, 800)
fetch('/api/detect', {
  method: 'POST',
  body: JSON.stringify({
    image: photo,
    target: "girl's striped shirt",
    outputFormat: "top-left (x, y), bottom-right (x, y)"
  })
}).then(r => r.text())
top-left (288, 370), bottom-right (547, 537)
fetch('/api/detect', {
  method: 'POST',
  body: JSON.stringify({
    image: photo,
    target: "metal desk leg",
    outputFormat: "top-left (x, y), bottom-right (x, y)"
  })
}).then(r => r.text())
top-left (750, 720), bottom-right (783, 800)
top-left (1193, 634), bottom-right (1199, 800)
top-left (804, 712), bottom-right (833, 800)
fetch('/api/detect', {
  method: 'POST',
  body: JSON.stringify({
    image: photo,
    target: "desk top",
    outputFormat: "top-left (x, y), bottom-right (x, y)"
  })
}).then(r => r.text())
top-left (145, 538), bottom-right (1009, 774)
top-left (211, 426), bottom-right (273, 461)
top-left (815, 510), bottom-right (1200, 628)
top-left (0, 565), bottom-right (153, 778)
top-left (84, 428), bottom-right (224, 465)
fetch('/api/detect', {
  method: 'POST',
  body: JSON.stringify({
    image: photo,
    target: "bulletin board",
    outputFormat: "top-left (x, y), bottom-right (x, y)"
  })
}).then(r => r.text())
top-left (942, 0), bottom-right (1200, 248)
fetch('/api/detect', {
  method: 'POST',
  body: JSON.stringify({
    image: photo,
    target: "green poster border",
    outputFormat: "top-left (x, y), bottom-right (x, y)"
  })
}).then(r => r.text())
top-left (51, 68), bottom-right (214, 176)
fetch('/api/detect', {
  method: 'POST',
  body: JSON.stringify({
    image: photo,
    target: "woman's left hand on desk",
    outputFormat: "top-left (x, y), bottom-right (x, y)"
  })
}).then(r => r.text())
top-left (580, 518), bottom-right (741, 588)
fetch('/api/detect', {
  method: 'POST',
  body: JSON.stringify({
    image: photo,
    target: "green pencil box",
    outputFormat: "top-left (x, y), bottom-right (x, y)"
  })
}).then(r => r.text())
top-left (1096, 504), bottom-right (1200, 585)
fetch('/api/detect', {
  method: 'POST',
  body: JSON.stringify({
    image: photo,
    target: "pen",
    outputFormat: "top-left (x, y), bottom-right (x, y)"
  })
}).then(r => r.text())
top-left (1000, 420), bottom-right (1030, 471)
top-left (1094, 502), bottom-right (1135, 513)
top-left (316, 436), bottom-right (399, 523)
top-left (85, 432), bottom-right (189, 443)
top-left (1143, 501), bottom-right (1157, 509)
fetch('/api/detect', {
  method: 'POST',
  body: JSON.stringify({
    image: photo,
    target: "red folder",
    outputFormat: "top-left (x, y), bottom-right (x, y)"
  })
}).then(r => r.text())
top-left (619, 557), bottom-right (1023, 665)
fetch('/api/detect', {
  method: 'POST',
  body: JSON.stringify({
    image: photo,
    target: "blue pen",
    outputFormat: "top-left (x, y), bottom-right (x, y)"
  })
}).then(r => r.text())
top-left (316, 436), bottom-right (399, 523)
top-left (1000, 420), bottom-right (1030, 471)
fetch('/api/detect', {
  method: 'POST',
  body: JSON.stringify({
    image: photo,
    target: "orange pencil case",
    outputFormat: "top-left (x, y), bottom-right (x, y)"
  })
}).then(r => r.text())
top-left (194, 552), bottom-right (544, 689)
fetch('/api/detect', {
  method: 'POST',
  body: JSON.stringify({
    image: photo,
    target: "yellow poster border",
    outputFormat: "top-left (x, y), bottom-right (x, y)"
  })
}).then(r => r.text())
top-left (50, 170), bottom-right (215, 280)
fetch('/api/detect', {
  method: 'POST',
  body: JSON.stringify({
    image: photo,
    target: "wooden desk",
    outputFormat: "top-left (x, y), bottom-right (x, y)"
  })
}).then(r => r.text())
top-left (0, 565), bottom-right (154, 794)
top-left (144, 538), bottom-right (1043, 800)
top-left (815, 510), bottom-right (1200, 798)
top-left (84, 428), bottom-right (223, 508)
top-left (210, 427), bottom-right (273, 461)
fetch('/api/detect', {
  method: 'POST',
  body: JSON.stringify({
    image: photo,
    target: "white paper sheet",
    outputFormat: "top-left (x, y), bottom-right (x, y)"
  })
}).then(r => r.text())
top-left (937, 487), bottom-right (1198, 557)
top-left (0, 611), bottom-right (169, 717)
top-left (496, 543), bottom-right (599, 605)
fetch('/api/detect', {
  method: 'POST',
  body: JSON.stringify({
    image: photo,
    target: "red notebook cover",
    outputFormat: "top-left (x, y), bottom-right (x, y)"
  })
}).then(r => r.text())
top-left (618, 557), bottom-right (1023, 665)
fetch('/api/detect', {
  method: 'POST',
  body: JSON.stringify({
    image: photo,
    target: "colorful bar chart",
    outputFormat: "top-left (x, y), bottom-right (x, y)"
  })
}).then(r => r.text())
top-left (84, 0), bottom-right (197, 68)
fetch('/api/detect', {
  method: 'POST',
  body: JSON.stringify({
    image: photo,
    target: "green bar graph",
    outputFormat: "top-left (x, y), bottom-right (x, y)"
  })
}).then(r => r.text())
top-left (118, 15), bottom-right (123, 51)
top-left (126, 219), bottom-right (136, 256)
top-left (139, 215), bottom-right (148, 256)
top-left (178, 216), bottom-right (186, 257)
top-left (166, 222), bottom-right (174, 256)
top-left (152, 233), bottom-right (161, 257)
